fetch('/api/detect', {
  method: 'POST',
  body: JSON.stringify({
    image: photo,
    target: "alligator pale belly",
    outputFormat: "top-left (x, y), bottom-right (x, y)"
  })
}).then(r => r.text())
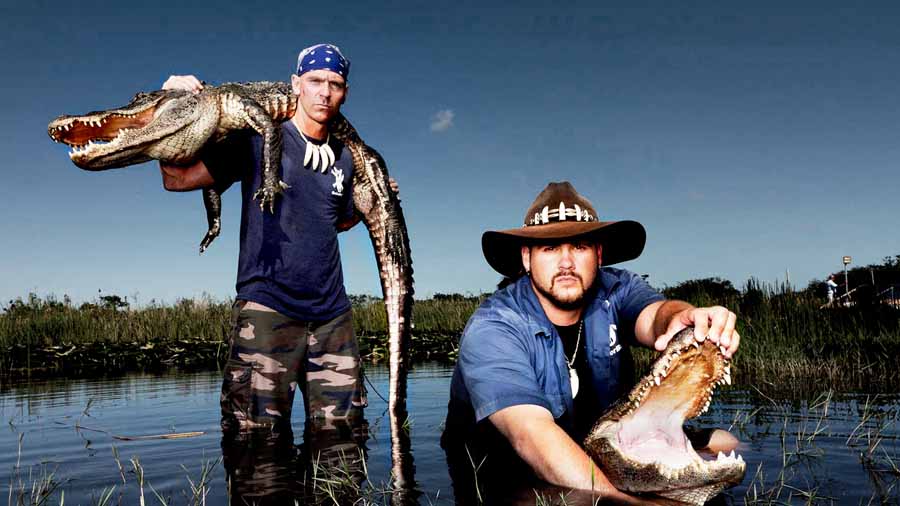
top-left (329, 114), bottom-right (414, 491)
top-left (584, 328), bottom-right (746, 505)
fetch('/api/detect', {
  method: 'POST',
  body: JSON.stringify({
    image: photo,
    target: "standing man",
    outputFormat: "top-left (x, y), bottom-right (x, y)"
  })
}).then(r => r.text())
top-left (160, 44), bottom-right (369, 434)
top-left (442, 182), bottom-right (740, 502)
top-left (825, 274), bottom-right (839, 306)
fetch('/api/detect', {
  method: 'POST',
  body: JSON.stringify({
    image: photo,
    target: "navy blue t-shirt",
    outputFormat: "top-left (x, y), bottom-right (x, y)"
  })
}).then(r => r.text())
top-left (204, 121), bottom-right (356, 321)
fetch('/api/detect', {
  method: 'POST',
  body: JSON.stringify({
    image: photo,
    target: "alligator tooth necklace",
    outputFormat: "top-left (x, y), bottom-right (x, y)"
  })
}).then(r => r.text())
top-left (563, 320), bottom-right (584, 397)
top-left (297, 129), bottom-right (335, 172)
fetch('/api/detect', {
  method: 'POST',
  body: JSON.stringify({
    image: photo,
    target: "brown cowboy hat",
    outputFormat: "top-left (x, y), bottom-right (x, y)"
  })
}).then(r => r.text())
top-left (482, 181), bottom-right (647, 278)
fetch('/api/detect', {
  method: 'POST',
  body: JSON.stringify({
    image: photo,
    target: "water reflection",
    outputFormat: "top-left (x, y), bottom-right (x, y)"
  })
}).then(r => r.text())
top-left (388, 404), bottom-right (419, 506)
top-left (2, 368), bottom-right (899, 504)
top-left (222, 418), bottom-right (370, 505)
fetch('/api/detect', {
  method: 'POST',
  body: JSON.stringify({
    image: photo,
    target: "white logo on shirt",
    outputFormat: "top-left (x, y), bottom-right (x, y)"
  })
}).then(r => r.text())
top-left (331, 167), bottom-right (344, 196)
top-left (609, 324), bottom-right (621, 356)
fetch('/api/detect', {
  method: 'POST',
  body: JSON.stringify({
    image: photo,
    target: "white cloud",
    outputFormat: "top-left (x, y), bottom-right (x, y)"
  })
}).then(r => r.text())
top-left (430, 109), bottom-right (455, 132)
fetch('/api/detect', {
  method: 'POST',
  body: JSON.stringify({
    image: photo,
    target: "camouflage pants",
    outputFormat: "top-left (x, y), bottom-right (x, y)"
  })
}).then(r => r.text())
top-left (220, 301), bottom-right (367, 432)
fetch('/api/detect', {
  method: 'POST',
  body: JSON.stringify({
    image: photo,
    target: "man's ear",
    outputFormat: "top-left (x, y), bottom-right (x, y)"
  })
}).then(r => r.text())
top-left (340, 85), bottom-right (349, 105)
top-left (596, 243), bottom-right (604, 267)
top-left (521, 245), bottom-right (531, 273)
top-left (290, 74), bottom-right (302, 95)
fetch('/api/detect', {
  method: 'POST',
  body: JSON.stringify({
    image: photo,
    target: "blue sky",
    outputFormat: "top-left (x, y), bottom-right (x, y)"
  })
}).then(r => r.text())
top-left (2, 1), bottom-right (899, 306)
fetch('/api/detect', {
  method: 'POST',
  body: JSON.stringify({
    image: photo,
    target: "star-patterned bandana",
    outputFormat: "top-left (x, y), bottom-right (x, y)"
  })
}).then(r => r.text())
top-left (295, 43), bottom-right (350, 79)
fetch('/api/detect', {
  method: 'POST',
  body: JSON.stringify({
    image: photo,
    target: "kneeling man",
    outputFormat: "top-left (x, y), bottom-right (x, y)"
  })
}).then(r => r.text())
top-left (442, 182), bottom-right (739, 501)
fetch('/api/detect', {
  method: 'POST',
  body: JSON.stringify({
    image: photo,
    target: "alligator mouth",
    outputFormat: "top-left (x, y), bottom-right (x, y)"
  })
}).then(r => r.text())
top-left (47, 91), bottom-right (182, 169)
top-left (49, 107), bottom-right (156, 147)
top-left (585, 329), bottom-right (745, 502)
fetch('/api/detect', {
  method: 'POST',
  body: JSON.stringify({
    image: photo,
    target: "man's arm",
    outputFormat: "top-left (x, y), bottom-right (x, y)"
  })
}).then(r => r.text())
top-left (157, 75), bottom-right (215, 192)
top-left (489, 405), bottom-right (614, 492)
top-left (489, 405), bottom-right (661, 504)
top-left (160, 161), bottom-right (215, 192)
top-left (633, 300), bottom-right (739, 358)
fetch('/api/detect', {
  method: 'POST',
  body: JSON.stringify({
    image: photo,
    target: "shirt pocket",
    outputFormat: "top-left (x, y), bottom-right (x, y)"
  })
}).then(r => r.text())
top-left (589, 355), bottom-right (624, 409)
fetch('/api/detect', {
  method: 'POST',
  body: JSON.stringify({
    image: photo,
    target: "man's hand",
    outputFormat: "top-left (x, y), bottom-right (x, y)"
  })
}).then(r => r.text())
top-left (162, 75), bottom-right (204, 93)
top-left (654, 305), bottom-right (739, 358)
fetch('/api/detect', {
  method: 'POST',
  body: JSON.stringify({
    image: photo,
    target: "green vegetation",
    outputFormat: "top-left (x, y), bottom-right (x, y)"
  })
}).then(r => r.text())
top-left (0, 292), bottom-right (485, 382)
top-left (646, 275), bottom-right (900, 393)
top-left (0, 294), bottom-right (231, 381)
top-left (3, 255), bottom-right (900, 389)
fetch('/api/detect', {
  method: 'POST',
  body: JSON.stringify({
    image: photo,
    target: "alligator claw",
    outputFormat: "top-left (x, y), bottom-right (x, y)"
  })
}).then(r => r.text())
top-left (252, 180), bottom-right (290, 213)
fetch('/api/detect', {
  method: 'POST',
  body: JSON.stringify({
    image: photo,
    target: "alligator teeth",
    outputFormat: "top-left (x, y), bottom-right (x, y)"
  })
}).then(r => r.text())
top-left (692, 340), bottom-right (700, 349)
top-left (654, 375), bottom-right (661, 386)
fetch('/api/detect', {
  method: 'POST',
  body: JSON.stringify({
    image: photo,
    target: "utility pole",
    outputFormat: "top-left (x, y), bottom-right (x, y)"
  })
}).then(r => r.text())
top-left (843, 256), bottom-right (852, 302)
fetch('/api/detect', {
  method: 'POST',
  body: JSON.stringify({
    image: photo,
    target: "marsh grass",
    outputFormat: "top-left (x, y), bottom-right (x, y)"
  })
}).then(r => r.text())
top-left (4, 391), bottom-right (900, 505)
top-left (726, 391), bottom-right (900, 505)
top-left (3, 279), bottom-right (900, 389)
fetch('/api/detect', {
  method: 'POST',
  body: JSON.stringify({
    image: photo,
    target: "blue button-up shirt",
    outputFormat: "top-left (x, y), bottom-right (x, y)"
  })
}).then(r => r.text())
top-left (444, 267), bottom-right (664, 438)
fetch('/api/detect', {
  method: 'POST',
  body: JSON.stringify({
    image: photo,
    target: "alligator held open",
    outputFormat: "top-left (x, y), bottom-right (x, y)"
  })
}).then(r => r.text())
top-left (584, 327), bottom-right (746, 505)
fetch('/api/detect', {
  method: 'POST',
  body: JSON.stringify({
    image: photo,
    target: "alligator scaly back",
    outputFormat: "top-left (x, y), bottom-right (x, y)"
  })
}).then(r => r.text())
top-left (48, 81), bottom-right (298, 249)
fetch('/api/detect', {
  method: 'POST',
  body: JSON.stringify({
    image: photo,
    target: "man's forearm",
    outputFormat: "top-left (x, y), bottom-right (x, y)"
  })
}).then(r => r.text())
top-left (634, 299), bottom-right (694, 348)
top-left (489, 405), bottom-right (618, 495)
top-left (650, 300), bottom-right (694, 337)
top-left (510, 420), bottom-right (617, 493)
top-left (160, 160), bottom-right (214, 192)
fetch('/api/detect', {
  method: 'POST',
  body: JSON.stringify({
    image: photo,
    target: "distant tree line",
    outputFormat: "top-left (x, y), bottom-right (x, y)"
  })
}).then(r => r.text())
top-left (806, 254), bottom-right (900, 305)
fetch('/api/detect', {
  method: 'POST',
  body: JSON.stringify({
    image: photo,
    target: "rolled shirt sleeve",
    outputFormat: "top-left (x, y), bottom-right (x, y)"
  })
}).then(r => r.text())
top-left (458, 314), bottom-right (552, 422)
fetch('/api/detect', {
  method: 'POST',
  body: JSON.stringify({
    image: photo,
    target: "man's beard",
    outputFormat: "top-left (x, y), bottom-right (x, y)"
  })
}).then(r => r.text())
top-left (532, 271), bottom-right (592, 311)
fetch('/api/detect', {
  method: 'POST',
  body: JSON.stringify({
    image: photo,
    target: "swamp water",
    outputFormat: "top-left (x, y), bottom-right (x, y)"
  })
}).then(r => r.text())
top-left (1, 363), bottom-right (899, 505)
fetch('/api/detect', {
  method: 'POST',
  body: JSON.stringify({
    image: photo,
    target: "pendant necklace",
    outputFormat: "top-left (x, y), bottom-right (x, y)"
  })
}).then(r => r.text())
top-left (297, 129), bottom-right (335, 172)
top-left (564, 319), bottom-right (584, 398)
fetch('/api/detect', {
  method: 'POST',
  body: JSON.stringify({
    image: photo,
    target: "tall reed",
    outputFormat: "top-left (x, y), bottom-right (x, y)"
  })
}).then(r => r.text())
top-left (3, 279), bottom-right (900, 390)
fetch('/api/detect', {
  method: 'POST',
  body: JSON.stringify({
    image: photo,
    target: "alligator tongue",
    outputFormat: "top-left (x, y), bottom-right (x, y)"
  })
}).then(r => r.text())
top-left (617, 409), bottom-right (696, 468)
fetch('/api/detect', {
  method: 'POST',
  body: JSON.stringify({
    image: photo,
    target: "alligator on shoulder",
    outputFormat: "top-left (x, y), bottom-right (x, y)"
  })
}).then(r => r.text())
top-left (47, 84), bottom-right (414, 476)
top-left (48, 81), bottom-right (314, 252)
top-left (584, 327), bottom-right (746, 505)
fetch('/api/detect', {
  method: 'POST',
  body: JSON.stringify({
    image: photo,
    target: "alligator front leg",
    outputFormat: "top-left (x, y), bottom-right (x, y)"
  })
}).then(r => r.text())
top-left (241, 98), bottom-right (289, 213)
top-left (199, 187), bottom-right (222, 253)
